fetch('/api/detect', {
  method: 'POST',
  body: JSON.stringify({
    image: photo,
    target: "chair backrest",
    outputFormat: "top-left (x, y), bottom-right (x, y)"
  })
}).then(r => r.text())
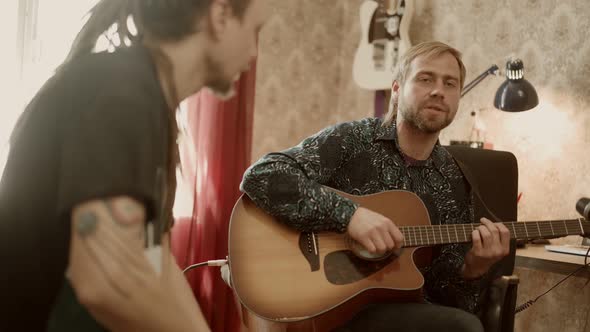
top-left (445, 145), bottom-right (519, 276)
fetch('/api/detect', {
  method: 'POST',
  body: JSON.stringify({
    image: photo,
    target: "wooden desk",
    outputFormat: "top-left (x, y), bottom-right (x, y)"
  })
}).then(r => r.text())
top-left (514, 244), bottom-right (590, 332)
top-left (515, 244), bottom-right (590, 277)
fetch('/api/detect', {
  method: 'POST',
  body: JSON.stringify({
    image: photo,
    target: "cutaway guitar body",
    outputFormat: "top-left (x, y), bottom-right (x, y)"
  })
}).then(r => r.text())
top-left (229, 188), bottom-right (589, 331)
top-left (229, 190), bottom-right (432, 331)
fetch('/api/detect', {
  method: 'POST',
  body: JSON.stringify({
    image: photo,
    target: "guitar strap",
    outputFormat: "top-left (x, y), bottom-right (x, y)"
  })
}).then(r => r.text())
top-left (447, 150), bottom-right (504, 223)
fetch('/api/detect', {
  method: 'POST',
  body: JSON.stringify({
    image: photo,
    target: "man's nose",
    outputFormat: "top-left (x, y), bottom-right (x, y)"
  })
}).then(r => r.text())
top-left (429, 81), bottom-right (445, 98)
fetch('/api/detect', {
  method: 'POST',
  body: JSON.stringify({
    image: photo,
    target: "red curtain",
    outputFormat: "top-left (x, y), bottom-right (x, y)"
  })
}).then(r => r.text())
top-left (171, 63), bottom-right (256, 332)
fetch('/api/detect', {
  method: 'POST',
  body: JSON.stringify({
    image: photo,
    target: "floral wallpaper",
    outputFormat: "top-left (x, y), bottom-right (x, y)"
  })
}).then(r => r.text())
top-left (253, 0), bottom-right (373, 162)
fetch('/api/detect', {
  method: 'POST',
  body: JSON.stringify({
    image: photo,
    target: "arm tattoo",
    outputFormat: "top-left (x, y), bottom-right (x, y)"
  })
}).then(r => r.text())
top-left (104, 200), bottom-right (135, 227)
top-left (75, 211), bottom-right (98, 237)
top-left (104, 200), bottom-right (145, 240)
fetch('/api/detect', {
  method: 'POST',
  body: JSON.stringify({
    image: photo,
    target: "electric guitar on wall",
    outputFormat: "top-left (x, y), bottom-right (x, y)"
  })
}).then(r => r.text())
top-left (228, 188), bottom-right (588, 329)
top-left (353, 0), bottom-right (414, 90)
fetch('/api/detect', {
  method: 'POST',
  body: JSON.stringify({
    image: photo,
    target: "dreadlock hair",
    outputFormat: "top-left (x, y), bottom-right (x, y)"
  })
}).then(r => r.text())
top-left (65, 0), bottom-right (251, 63)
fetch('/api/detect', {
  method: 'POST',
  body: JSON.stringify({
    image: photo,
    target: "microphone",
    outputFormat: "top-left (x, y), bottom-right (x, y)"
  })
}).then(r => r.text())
top-left (577, 197), bottom-right (590, 220)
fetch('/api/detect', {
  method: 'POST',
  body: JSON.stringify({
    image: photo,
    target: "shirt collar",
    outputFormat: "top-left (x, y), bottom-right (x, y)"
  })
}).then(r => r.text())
top-left (373, 118), bottom-right (445, 168)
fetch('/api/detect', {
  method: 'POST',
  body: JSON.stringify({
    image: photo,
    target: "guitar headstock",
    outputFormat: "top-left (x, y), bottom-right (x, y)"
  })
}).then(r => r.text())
top-left (370, 0), bottom-right (407, 42)
top-left (353, 0), bottom-right (414, 89)
top-left (377, 0), bottom-right (405, 15)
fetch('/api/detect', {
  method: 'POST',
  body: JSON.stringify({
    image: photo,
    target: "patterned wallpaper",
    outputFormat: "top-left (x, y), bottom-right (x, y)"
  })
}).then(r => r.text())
top-left (253, 0), bottom-right (590, 243)
top-left (253, 0), bottom-right (373, 161)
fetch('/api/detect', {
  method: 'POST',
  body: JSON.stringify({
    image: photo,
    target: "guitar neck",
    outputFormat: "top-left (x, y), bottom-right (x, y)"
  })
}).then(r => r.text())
top-left (400, 219), bottom-right (589, 247)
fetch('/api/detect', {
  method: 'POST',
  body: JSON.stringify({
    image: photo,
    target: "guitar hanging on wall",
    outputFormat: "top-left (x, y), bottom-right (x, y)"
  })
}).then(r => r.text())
top-left (353, 0), bottom-right (414, 90)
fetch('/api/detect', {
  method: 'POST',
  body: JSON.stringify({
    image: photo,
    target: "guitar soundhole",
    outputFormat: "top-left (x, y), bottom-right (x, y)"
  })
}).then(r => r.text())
top-left (324, 250), bottom-right (399, 285)
top-left (346, 235), bottom-right (399, 261)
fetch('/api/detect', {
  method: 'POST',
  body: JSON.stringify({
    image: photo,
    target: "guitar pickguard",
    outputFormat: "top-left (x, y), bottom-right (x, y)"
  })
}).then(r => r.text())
top-left (323, 250), bottom-right (399, 285)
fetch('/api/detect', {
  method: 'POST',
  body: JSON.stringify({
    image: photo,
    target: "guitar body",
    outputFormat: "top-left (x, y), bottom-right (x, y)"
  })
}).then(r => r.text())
top-left (353, 0), bottom-right (414, 90)
top-left (228, 189), bottom-right (433, 329)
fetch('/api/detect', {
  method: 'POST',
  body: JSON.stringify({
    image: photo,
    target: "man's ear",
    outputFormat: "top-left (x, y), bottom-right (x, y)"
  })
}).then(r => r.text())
top-left (391, 81), bottom-right (401, 101)
top-left (392, 81), bottom-right (401, 93)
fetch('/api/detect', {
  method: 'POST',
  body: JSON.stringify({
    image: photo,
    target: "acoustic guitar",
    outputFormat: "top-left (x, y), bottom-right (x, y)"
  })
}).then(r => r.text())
top-left (353, 0), bottom-right (414, 90)
top-left (228, 188), bottom-right (588, 329)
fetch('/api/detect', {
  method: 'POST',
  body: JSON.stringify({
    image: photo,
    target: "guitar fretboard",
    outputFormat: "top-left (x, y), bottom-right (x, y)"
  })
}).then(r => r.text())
top-left (400, 219), bottom-right (588, 247)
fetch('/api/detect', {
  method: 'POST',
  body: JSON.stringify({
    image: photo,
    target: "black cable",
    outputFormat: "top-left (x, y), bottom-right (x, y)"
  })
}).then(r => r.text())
top-left (515, 244), bottom-right (590, 314)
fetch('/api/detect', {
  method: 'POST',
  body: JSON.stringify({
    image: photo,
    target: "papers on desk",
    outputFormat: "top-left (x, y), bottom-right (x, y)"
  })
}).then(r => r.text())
top-left (545, 245), bottom-right (590, 257)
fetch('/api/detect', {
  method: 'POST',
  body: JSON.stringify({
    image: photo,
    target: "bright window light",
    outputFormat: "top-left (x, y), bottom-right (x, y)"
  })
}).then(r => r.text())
top-left (0, 0), bottom-right (99, 177)
top-left (0, 1), bottom-right (20, 177)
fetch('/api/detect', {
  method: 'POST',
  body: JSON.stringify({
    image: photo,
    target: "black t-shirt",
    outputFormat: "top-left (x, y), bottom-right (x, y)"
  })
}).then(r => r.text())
top-left (0, 45), bottom-right (170, 330)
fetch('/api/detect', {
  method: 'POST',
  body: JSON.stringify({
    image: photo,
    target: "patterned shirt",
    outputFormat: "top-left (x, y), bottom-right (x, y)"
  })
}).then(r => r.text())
top-left (241, 117), bottom-right (484, 313)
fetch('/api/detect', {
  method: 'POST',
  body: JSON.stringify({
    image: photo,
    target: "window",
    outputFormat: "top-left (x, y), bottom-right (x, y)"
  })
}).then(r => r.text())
top-left (0, 1), bottom-right (21, 176)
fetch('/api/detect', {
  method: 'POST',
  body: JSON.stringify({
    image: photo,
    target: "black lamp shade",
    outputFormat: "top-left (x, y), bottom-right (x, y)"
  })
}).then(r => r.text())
top-left (493, 59), bottom-right (539, 112)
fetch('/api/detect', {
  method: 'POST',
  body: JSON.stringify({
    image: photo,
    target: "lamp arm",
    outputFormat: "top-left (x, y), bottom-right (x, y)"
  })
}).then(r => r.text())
top-left (461, 64), bottom-right (499, 98)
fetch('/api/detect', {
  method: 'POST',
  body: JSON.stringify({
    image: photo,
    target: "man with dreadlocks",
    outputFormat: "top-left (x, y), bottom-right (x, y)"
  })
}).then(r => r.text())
top-left (0, 0), bottom-right (269, 330)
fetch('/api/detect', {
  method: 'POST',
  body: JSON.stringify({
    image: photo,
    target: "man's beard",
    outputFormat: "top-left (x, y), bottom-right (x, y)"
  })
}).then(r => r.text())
top-left (398, 97), bottom-right (453, 134)
top-left (204, 55), bottom-right (237, 100)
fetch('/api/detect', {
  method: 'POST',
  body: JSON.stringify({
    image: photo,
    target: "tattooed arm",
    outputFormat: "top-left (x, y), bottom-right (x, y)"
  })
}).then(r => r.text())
top-left (67, 196), bottom-right (209, 332)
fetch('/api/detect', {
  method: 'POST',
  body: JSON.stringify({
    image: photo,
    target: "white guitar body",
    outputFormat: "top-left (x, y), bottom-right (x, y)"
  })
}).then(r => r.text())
top-left (353, 0), bottom-right (414, 91)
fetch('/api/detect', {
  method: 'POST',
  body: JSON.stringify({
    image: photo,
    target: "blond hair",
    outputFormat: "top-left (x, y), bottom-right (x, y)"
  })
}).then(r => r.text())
top-left (382, 41), bottom-right (466, 126)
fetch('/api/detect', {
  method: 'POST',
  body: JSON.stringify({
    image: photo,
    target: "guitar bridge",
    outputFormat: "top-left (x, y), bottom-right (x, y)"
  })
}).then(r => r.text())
top-left (299, 232), bottom-right (320, 271)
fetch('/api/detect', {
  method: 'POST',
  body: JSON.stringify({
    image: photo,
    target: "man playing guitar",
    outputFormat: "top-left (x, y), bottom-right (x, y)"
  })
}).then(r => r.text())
top-left (241, 41), bottom-right (510, 332)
